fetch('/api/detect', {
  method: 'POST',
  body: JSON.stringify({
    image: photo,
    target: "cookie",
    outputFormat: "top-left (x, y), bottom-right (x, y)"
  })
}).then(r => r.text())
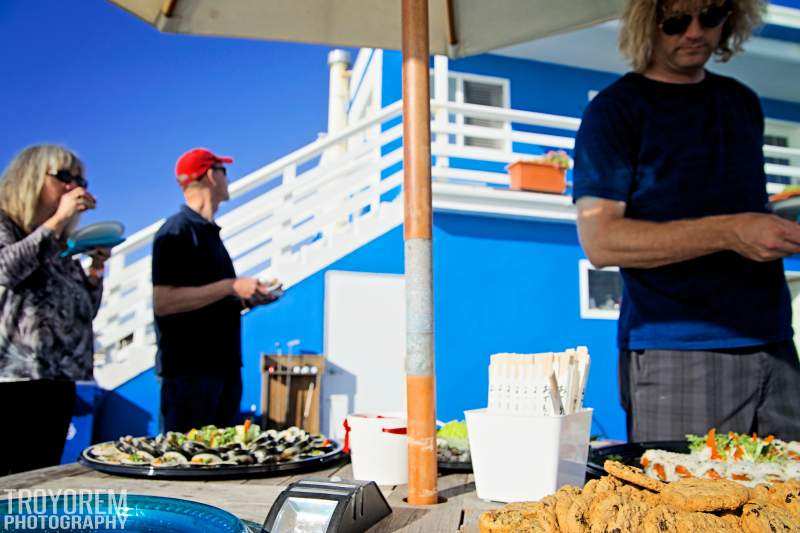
top-left (678, 511), bottom-right (741, 531)
top-left (741, 501), bottom-right (800, 533)
top-left (582, 476), bottom-right (623, 500)
top-left (553, 485), bottom-right (584, 531)
top-left (618, 483), bottom-right (661, 507)
top-left (561, 497), bottom-right (591, 533)
top-left (749, 484), bottom-right (771, 503)
top-left (478, 502), bottom-right (559, 533)
top-left (768, 483), bottom-right (800, 519)
top-left (716, 511), bottom-right (742, 529)
top-left (660, 478), bottom-right (749, 512)
top-left (540, 494), bottom-right (558, 509)
top-left (604, 460), bottom-right (666, 492)
top-left (643, 505), bottom-right (741, 533)
top-left (587, 493), bottom-right (648, 533)
top-left (642, 505), bottom-right (681, 533)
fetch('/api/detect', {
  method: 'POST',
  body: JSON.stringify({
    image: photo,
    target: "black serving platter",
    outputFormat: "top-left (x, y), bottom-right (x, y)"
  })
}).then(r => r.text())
top-left (586, 440), bottom-right (689, 479)
top-left (79, 440), bottom-right (346, 480)
top-left (438, 460), bottom-right (472, 474)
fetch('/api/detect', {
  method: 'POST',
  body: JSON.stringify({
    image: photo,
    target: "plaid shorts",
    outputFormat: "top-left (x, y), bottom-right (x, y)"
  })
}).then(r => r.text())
top-left (619, 341), bottom-right (800, 442)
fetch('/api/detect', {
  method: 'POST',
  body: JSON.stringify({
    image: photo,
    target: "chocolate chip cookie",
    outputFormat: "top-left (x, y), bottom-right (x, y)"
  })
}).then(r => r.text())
top-left (741, 501), bottom-right (800, 533)
top-left (661, 477), bottom-right (749, 512)
top-left (604, 460), bottom-right (667, 493)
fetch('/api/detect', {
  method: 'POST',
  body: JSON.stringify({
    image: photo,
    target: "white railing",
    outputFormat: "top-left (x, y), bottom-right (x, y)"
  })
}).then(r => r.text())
top-left (430, 101), bottom-right (800, 191)
top-left (93, 99), bottom-right (800, 381)
top-left (94, 100), bottom-right (405, 367)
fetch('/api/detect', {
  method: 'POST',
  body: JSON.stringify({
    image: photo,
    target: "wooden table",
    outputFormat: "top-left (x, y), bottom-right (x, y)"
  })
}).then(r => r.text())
top-left (0, 461), bottom-right (500, 532)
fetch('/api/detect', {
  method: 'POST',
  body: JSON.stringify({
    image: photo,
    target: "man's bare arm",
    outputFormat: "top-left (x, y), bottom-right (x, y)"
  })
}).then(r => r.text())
top-left (154, 277), bottom-right (264, 316)
top-left (576, 197), bottom-right (800, 269)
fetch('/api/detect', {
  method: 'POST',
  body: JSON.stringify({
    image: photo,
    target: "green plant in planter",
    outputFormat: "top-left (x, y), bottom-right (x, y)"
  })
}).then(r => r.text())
top-left (539, 150), bottom-right (572, 170)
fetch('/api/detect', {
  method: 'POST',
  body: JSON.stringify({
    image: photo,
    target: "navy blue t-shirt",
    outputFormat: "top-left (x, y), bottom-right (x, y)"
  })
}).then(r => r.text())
top-left (151, 205), bottom-right (242, 377)
top-left (573, 71), bottom-right (792, 350)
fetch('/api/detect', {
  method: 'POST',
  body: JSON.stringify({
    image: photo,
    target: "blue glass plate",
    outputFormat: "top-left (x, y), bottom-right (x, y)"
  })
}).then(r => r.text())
top-left (0, 493), bottom-right (252, 533)
top-left (61, 220), bottom-right (127, 257)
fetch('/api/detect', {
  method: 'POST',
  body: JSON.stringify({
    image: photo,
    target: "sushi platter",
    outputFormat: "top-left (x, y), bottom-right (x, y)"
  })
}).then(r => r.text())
top-left (588, 429), bottom-right (800, 487)
top-left (79, 423), bottom-right (344, 479)
top-left (587, 440), bottom-right (688, 479)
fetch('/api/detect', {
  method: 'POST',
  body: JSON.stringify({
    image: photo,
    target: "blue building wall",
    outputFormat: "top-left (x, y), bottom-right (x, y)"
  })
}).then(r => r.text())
top-left (94, 368), bottom-right (160, 442)
top-left (97, 213), bottom-right (628, 442)
top-left (430, 214), bottom-right (623, 439)
top-left (92, 214), bottom-right (800, 444)
top-left (96, 39), bottom-right (800, 444)
top-left (95, 225), bottom-right (404, 441)
top-left (382, 52), bottom-right (800, 128)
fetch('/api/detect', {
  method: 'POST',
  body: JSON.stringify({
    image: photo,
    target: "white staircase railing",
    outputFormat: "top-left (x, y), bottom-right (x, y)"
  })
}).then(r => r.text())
top-left (93, 101), bottom-right (405, 383)
top-left (93, 99), bottom-right (799, 388)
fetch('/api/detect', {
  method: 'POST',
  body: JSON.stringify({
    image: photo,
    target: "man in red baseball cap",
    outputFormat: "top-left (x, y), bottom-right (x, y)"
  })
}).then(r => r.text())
top-left (150, 148), bottom-right (282, 432)
top-left (174, 148), bottom-right (234, 188)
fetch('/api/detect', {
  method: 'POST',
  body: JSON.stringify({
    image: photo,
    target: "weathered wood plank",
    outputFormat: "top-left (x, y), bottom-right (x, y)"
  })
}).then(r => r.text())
top-left (370, 475), bottom-right (475, 532)
top-left (0, 465), bottom-right (494, 532)
top-left (332, 462), bottom-right (353, 480)
top-left (1, 463), bottom-right (88, 489)
top-left (242, 457), bottom-right (349, 486)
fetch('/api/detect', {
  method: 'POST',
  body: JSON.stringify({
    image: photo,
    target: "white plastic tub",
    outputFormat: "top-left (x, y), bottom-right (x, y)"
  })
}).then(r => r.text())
top-left (345, 413), bottom-right (408, 485)
top-left (465, 408), bottom-right (593, 502)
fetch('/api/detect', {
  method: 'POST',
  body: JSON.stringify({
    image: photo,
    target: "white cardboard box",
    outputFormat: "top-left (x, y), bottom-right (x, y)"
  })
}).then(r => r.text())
top-left (465, 408), bottom-right (593, 502)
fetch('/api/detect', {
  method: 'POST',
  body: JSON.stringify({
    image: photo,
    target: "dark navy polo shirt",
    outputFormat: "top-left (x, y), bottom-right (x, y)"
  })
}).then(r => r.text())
top-left (573, 71), bottom-right (792, 350)
top-left (152, 205), bottom-right (242, 377)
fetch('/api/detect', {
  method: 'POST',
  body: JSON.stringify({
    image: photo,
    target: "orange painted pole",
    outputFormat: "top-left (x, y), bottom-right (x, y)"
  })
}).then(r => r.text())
top-left (402, 0), bottom-right (438, 506)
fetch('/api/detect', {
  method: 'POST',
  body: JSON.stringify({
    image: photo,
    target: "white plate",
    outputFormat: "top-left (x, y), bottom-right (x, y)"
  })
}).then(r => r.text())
top-left (259, 280), bottom-right (283, 293)
top-left (70, 221), bottom-right (125, 242)
top-left (265, 282), bottom-right (282, 292)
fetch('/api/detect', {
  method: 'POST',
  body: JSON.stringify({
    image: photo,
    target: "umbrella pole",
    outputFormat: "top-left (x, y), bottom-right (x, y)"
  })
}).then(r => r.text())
top-left (402, 0), bottom-right (438, 506)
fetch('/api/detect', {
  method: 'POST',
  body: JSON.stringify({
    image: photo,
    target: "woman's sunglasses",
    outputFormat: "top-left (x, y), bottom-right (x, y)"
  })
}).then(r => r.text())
top-left (659, 0), bottom-right (732, 36)
top-left (48, 169), bottom-right (88, 189)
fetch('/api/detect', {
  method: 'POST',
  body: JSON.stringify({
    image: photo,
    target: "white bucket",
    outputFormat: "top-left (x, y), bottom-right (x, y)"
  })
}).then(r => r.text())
top-left (465, 408), bottom-right (593, 502)
top-left (345, 413), bottom-right (408, 485)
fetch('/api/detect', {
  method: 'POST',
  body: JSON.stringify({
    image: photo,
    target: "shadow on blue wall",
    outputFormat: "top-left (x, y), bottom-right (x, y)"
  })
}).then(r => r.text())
top-left (436, 212), bottom-right (578, 246)
top-left (324, 361), bottom-right (358, 412)
top-left (94, 369), bottom-right (159, 442)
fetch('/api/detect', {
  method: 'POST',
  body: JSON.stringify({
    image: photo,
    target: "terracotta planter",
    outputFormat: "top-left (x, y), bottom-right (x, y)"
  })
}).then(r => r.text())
top-left (507, 161), bottom-right (566, 194)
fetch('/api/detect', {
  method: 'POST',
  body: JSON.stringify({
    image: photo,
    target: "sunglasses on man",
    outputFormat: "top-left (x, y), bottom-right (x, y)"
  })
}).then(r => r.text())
top-left (659, 0), bottom-right (732, 36)
top-left (48, 170), bottom-right (88, 189)
top-left (211, 165), bottom-right (227, 175)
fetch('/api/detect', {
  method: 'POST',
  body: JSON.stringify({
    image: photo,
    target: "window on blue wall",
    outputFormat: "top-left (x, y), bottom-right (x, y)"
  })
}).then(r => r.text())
top-left (579, 259), bottom-right (621, 320)
top-left (445, 72), bottom-right (510, 151)
top-left (463, 80), bottom-right (505, 149)
top-left (764, 120), bottom-right (800, 187)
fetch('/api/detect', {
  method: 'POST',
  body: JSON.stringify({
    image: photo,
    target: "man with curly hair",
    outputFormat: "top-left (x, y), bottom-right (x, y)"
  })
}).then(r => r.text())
top-left (573, 0), bottom-right (800, 441)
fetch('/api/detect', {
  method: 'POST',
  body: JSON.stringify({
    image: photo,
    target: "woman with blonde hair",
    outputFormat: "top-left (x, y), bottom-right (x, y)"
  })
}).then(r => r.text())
top-left (0, 144), bottom-right (109, 475)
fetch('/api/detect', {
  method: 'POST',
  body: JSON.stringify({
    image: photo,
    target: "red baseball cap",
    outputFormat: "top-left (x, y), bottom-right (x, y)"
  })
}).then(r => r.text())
top-left (174, 148), bottom-right (233, 186)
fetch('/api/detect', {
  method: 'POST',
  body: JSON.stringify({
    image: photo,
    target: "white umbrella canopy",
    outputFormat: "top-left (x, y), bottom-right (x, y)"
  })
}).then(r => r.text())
top-left (108, 0), bottom-right (623, 58)
top-left (106, 0), bottom-right (624, 505)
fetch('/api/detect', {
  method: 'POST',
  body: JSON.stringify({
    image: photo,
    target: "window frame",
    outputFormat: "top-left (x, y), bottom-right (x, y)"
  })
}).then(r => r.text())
top-left (446, 70), bottom-right (512, 152)
top-left (765, 118), bottom-right (800, 185)
top-left (579, 259), bottom-right (621, 320)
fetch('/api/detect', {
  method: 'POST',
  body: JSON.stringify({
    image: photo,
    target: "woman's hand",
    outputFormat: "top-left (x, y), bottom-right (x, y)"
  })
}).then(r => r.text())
top-left (89, 247), bottom-right (111, 268)
top-left (43, 188), bottom-right (96, 236)
top-left (86, 247), bottom-right (110, 284)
